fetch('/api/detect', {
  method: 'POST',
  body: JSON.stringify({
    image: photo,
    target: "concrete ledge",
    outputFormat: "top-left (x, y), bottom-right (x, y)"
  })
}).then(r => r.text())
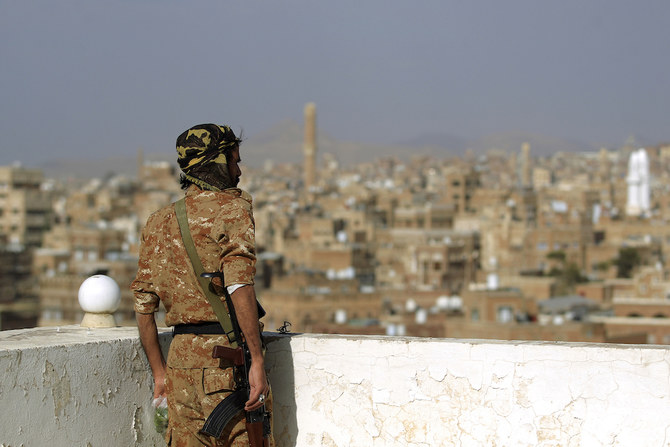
top-left (2, 327), bottom-right (670, 446)
top-left (264, 334), bottom-right (670, 446)
top-left (0, 326), bottom-right (171, 446)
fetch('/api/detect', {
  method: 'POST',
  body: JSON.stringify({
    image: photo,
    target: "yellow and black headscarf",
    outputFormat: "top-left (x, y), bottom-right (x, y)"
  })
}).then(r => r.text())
top-left (176, 124), bottom-right (241, 191)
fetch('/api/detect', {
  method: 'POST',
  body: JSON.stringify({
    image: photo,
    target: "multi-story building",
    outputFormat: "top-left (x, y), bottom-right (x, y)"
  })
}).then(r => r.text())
top-left (0, 166), bottom-right (50, 329)
top-left (0, 239), bottom-right (38, 330)
top-left (0, 165), bottom-right (52, 247)
top-left (442, 166), bottom-right (480, 214)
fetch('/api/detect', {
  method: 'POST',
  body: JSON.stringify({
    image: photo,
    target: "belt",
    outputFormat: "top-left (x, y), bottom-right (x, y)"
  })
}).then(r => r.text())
top-left (173, 322), bottom-right (225, 335)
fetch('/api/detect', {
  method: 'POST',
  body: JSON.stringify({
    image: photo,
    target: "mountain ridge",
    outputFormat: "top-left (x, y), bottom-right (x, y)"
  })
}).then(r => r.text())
top-left (32, 120), bottom-right (633, 180)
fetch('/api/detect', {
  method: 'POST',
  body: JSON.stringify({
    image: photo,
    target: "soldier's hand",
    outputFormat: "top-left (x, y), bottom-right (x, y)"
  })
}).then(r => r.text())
top-left (154, 373), bottom-right (166, 399)
top-left (245, 361), bottom-right (269, 411)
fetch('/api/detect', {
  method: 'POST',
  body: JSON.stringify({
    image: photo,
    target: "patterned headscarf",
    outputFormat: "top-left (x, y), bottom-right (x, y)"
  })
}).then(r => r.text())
top-left (176, 124), bottom-right (241, 191)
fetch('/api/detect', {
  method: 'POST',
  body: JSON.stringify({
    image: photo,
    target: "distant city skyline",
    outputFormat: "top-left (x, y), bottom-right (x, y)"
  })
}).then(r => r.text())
top-left (1, 1), bottom-right (669, 167)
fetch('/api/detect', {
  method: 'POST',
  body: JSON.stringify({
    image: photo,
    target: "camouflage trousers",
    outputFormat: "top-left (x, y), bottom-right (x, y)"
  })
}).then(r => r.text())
top-left (164, 334), bottom-right (274, 447)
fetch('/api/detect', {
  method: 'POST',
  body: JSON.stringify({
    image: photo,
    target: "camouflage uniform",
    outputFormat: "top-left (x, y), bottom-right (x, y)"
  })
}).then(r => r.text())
top-left (132, 185), bottom-right (273, 447)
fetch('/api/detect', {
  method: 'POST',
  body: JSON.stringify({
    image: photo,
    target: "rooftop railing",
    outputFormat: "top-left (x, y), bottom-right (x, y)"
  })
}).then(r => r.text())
top-left (1, 326), bottom-right (669, 446)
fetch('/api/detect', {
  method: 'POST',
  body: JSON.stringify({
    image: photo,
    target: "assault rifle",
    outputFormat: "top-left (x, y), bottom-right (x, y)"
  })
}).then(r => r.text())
top-left (199, 272), bottom-right (271, 446)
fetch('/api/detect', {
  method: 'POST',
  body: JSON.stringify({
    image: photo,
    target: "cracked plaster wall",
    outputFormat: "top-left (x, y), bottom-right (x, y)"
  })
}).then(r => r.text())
top-left (1, 328), bottom-right (669, 446)
top-left (0, 326), bottom-right (170, 447)
top-left (264, 334), bottom-right (670, 447)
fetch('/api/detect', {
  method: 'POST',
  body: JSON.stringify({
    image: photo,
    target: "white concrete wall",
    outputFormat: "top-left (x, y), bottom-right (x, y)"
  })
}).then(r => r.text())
top-left (0, 326), bottom-right (170, 447)
top-left (1, 327), bottom-right (669, 446)
top-left (265, 334), bottom-right (670, 447)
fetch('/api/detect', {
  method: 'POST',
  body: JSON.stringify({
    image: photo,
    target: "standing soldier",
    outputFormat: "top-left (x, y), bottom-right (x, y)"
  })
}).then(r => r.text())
top-left (132, 124), bottom-right (273, 446)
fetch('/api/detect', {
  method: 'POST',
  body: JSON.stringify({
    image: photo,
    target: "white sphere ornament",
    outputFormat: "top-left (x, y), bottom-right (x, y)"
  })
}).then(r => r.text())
top-left (78, 274), bottom-right (121, 328)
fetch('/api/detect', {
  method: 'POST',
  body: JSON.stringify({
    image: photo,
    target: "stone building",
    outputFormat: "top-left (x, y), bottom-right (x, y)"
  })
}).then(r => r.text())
top-left (0, 240), bottom-right (38, 330)
top-left (0, 165), bottom-right (52, 247)
top-left (0, 165), bottom-right (51, 329)
top-left (442, 166), bottom-right (480, 214)
top-left (260, 271), bottom-right (380, 333)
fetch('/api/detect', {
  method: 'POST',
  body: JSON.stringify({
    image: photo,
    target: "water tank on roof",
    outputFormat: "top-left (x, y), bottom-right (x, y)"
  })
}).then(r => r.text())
top-left (405, 299), bottom-right (417, 313)
top-left (335, 309), bottom-right (347, 324)
top-left (416, 308), bottom-right (427, 325)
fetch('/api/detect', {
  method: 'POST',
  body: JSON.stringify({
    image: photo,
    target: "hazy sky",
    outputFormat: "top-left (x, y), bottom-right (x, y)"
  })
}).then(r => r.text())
top-left (1, 0), bottom-right (669, 166)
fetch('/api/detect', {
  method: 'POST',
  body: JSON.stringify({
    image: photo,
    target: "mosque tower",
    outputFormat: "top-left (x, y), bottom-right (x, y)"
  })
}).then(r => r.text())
top-left (626, 148), bottom-right (651, 217)
top-left (303, 102), bottom-right (317, 191)
top-left (521, 142), bottom-right (531, 188)
top-left (598, 147), bottom-right (610, 183)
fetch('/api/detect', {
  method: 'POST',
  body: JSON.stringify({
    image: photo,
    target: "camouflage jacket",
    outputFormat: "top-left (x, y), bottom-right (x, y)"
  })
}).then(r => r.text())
top-left (131, 185), bottom-right (256, 328)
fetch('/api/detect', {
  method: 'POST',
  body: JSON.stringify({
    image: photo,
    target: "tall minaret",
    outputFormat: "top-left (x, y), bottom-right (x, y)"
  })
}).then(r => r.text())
top-left (303, 102), bottom-right (317, 191)
top-left (521, 142), bottom-right (531, 188)
top-left (598, 147), bottom-right (610, 183)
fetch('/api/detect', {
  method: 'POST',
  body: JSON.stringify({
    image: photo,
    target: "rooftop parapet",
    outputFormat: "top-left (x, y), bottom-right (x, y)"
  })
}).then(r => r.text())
top-left (1, 327), bottom-right (669, 446)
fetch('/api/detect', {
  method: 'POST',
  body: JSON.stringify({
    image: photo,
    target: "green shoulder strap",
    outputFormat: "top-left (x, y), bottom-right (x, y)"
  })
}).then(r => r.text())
top-left (174, 198), bottom-right (237, 347)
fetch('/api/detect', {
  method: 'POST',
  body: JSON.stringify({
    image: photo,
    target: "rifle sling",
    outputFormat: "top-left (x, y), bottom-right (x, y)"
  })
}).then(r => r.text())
top-left (175, 198), bottom-right (238, 348)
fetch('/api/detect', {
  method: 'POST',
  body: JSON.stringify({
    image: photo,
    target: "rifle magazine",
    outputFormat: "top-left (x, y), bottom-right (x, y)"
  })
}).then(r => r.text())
top-left (200, 389), bottom-right (247, 438)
